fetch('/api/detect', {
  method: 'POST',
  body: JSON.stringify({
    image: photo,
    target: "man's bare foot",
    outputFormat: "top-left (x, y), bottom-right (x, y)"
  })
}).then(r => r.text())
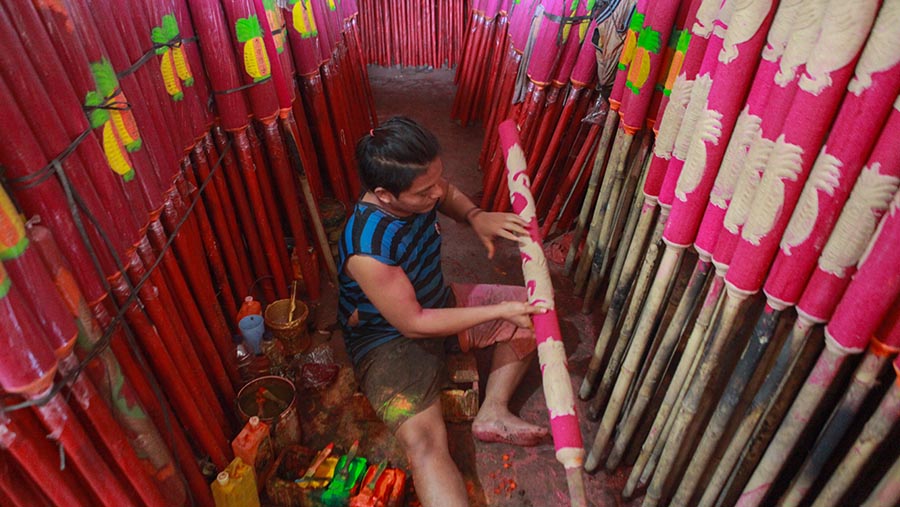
top-left (472, 409), bottom-right (549, 447)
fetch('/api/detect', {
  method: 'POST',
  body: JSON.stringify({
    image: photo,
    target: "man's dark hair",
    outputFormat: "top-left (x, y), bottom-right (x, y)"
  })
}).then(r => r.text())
top-left (355, 116), bottom-right (441, 196)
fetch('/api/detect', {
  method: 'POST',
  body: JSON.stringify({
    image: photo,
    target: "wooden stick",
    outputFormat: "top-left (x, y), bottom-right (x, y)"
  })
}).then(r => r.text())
top-left (606, 256), bottom-right (711, 470)
top-left (671, 302), bottom-right (782, 506)
top-left (601, 164), bottom-right (653, 312)
top-left (623, 274), bottom-right (724, 497)
top-left (782, 344), bottom-right (897, 506)
top-left (695, 314), bottom-right (816, 507)
top-left (573, 126), bottom-right (630, 292)
top-left (815, 364), bottom-right (900, 507)
top-left (564, 110), bottom-right (619, 274)
top-left (583, 133), bottom-right (652, 310)
top-left (585, 245), bottom-right (684, 471)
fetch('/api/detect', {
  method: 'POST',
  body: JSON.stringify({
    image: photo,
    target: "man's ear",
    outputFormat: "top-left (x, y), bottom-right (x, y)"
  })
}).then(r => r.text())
top-left (372, 187), bottom-right (394, 204)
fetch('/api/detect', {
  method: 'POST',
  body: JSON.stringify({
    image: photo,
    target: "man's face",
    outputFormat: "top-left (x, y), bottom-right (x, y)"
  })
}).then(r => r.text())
top-left (384, 158), bottom-right (446, 216)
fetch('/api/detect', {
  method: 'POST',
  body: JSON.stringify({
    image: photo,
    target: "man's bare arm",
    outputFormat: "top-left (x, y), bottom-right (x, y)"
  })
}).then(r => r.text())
top-left (345, 255), bottom-right (541, 338)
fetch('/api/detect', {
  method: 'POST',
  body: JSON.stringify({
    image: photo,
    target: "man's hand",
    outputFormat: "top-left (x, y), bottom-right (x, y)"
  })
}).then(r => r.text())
top-left (495, 300), bottom-right (547, 329)
top-left (470, 211), bottom-right (530, 259)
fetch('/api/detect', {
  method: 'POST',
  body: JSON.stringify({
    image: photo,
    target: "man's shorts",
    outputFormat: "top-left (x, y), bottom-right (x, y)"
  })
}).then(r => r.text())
top-left (353, 283), bottom-right (537, 432)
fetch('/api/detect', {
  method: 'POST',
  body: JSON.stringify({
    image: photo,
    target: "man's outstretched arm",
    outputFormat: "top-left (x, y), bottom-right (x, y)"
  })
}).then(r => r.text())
top-left (437, 180), bottom-right (529, 258)
top-left (345, 254), bottom-right (541, 338)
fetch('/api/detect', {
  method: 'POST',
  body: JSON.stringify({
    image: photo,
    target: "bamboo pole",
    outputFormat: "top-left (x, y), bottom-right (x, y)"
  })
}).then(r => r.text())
top-left (564, 109), bottom-right (618, 274)
top-left (860, 447), bottom-right (900, 507)
top-left (606, 257), bottom-right (711, 470)
top-left (701, 96), bottom-right (900, 507)
top-left (582, 133), bottom-right (652, 309)
top-left (738, 188), bottom-right (900, 507)
top-left (623, 274), bottom-right (724, 497)
top-left (585, 244), bottom-right (685, 470)
top-left (563, 0), bottom-right (636, 274)
top-left (782, 326), bottom-right (899, 507)
top-left (599, 157), bottom-right (652, 311)
top-left (643, 290), bottom-right (747, 507)
top-left (814, 357), bottom-right (900, 507)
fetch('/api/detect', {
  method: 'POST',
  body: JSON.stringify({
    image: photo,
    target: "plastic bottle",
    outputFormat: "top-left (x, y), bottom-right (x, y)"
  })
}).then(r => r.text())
top-left (237, 296), bottom-right (262, 323)
top-left (210, 458), bottom-right (260, 507)
top-left (232, 416), bottom-right (274, 487)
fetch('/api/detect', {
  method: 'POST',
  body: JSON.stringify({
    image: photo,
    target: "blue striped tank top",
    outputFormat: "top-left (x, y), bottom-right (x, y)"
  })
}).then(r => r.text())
top-left (337, 201), bottom-right (451, 364)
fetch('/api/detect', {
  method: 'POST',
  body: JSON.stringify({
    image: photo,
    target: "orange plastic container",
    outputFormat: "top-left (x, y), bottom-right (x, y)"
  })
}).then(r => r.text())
top-left (237, 296), bottom-right (263, 323)
top-left (232, 416), bottom-right (274, 486)
top-left (211, 457), bottom-right (260, 507)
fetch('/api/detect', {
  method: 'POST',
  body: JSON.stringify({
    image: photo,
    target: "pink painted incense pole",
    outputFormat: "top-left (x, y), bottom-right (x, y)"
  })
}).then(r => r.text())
top-left (704, 102), bottom-right (900, 507)
top-left (738, 200), bottom-right (900, 507)
top-left (525, 11), bottom-right (584, 196)
top-left (605, 4), bottom-right (777, 495)
top-left (596, 0), bottom-right (696, 307)
top-left (578, 0), bottom-right (724, 400)
top-left (494, 0), bottom-right (572, 213)
top-left (479, 0), bottom-right (540, 211)
top-left (499, 119), bottom-right (586, 507)
top-left (589, 0), bottom-right (681, 268)
top-left (592, 1), bottom-right (710, 461)
top-left (712, 0), bottom-right (829, 278)
top-left (726, 0), bottom-right (880, 299)
top-left (680, 4), bottom-right (900, 505)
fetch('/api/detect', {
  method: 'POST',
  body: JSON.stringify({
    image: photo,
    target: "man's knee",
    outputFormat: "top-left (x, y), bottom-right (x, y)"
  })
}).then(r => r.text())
top-left (396, 403), bottom-right (448, 460)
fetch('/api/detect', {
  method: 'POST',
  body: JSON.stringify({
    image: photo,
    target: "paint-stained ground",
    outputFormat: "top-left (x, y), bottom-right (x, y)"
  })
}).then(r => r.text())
top-left (290, 66), bottom-right (644, 507)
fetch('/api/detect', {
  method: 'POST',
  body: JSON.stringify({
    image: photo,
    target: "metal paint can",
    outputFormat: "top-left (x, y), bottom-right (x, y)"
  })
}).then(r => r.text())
top-left (236, 375), bottom-right (301, 454)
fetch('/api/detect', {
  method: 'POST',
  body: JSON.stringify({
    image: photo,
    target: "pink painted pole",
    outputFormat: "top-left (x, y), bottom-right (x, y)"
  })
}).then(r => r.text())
top-left (499, 119), bottom-right (586, 507)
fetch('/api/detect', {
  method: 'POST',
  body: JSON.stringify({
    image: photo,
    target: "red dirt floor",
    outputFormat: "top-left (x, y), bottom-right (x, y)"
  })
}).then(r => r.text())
top-left (291, 66), bottom-right (644, 507)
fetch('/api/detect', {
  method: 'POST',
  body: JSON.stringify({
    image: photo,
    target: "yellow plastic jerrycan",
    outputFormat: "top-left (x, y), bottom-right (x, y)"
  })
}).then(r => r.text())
top-left (211, 457), bottom-right (260, 507)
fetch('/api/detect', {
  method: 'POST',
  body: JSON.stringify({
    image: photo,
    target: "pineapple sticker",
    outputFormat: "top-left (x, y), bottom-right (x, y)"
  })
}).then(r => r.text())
top-left (263, 0), bottom-right (286, 54)
top-left (561, 0), bottom-right (579, 43)
top-left (151, 14), bottom-right (194, 101)
top-left (0, 262), bottom-right (8, 300)
top-left (290, 0), bottom-right (318, 39)
top-left (664, 29), bottom-right (691, 96)
top-left (626, 23), bottom-right (661, 94)
top-left (84, 59), bottom-right (140, 181)
top-left (236, 15), bottom-right (271, 82)
top-left (0, 186), bottom-right (27, 261)
top-left (618, 11), bottom-right (644, 72)
top-left (579, 0), bottom-right (597, 41)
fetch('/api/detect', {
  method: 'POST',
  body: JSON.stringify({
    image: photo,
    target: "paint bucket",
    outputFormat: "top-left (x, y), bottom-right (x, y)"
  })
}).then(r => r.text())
top-left (264, 299), bottom-right (310, 356)
top-left (236, 376), bottom-right (301, 455)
